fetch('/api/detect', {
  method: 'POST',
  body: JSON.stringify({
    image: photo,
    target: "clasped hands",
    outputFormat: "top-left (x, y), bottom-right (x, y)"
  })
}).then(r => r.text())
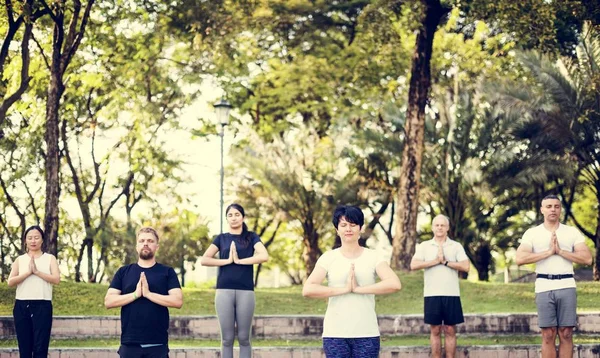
top-left (437, 245), bottom-right (447, 265)
top-left (548, 231), bottom-right (562, 256)
top-left (226, 241), bottom-right (242, 265)
top-left (27, 254), bottom-right (39, 276)
top-left (344, 264), bottom-right (360, 294)
top-left (134, 272), bottom-right (151, 299)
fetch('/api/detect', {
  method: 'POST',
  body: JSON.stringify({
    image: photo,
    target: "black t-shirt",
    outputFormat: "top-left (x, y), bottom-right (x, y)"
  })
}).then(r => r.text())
top-left (109, 263), bottom-right (181, 345)
top-left (212, 232), bottom-right (262, 291)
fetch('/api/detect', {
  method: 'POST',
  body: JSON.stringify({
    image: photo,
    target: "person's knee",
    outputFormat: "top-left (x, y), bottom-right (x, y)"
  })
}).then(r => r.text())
top-left (444, 325), bottom-right (457, 338)
top-left (558, 327), bottom-right (574, 342)
top-left (431, 325), bottom-right (442, 336)
top-left (221, 335), bottom-right (235, 347)
top-left (238, 336), bottom-right (251, 347)
top-left (541, 328), bottom-right (557, 342)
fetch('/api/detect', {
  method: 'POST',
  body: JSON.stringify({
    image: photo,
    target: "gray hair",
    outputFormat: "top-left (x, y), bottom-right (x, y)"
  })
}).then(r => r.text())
top-left (432, 214), bottom-right (450, 226)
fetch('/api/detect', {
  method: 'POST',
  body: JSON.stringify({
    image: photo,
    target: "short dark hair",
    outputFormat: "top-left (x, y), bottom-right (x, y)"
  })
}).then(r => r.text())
top-left (332, 205), bottom-right (364, 228)
top-left (541, 194), bottom-right (561, 206)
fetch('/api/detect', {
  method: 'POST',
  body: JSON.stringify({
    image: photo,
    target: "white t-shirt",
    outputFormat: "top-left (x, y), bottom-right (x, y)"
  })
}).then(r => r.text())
top-left (520, 223), bottom-right (585, 293)
top-left (316, 248), bottom-right (387, 338)
top-left (412, 238), bottom-right (468, 297)
top-left (15, 253), bottom-right (54, 300)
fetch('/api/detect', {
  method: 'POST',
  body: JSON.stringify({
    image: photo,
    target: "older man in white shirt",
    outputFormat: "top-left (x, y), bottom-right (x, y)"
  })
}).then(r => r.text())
top-left (410, 215), bottom-right (470, 358)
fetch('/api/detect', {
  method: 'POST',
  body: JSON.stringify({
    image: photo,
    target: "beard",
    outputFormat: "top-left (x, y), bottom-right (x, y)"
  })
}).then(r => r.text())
top-left (139, 248), bottom-right (155, 260)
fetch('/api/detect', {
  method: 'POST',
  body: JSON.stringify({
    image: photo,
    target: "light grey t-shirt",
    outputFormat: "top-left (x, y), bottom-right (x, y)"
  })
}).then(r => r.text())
top-left (412, 238), bottom-right (468, 297)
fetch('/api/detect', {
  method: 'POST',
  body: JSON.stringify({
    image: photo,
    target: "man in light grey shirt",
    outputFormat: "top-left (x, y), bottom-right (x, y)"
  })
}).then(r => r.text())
top-left (410, 215), bottom-right (470, 358)
top-left (516, 194), bottom-right (592, 358)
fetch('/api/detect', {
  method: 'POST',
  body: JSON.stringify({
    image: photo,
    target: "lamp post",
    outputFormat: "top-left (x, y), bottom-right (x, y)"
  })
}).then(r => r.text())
top-left (214, 98), bottom-right (232, 234)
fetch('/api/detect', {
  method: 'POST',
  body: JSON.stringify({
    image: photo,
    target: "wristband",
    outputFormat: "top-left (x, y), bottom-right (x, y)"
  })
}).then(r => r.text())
top-left (133, 292), bottom-right (138, 300)
top-left (444, 261), bottom-right (448, 266)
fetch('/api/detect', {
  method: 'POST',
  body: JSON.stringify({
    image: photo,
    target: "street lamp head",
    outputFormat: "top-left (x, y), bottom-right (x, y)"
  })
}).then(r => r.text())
top-left (213, 98), bottom-right (233, 126)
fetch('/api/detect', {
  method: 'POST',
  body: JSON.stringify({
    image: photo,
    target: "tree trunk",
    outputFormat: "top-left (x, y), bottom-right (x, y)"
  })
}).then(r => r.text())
top-left (44, 74), bottom-right (63, 257)
top-left (594, 200), bottom-right (600, 281)
top-left (302, 222), bottom-right (321, 276)
top-left (474, 243), bottom-right (492, 281)
top-left (391, 0), bottom-right (449, 270)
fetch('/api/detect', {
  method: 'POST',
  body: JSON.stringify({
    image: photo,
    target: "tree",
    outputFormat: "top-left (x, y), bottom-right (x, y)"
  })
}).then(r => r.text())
top-left (39, 0), bottom-right (95, 256)
top-left (494, 23), bottom-right (600, 279)
top-left (230, 127), bottom-right (354, 275)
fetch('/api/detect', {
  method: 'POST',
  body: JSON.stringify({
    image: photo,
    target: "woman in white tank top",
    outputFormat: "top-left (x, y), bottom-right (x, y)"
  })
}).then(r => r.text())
top-left (8, 225), bottom-right (60, 357)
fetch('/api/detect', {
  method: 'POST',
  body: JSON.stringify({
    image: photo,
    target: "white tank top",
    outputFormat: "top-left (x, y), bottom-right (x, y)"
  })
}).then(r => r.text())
top-left (15, 253), bottom-right (54, 300)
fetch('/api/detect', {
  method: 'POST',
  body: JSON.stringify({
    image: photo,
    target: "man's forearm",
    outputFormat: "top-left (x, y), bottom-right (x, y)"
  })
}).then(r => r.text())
top-left (516, 250), bottom-right (552, 265)
top-left (559, 250), bottom-right (593, 265)
top-left (410, 259), bottom-right (440, 270)
top-left (146, 292), bottom-right (183, 309)
top-left (105, 292), bottom-right (137, 309)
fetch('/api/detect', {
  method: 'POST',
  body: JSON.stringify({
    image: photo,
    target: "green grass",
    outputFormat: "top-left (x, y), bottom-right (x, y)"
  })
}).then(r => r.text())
top-left (1, 335), bottom-right (599, 348)
top-left (1, 272), bottom-right (599, 315)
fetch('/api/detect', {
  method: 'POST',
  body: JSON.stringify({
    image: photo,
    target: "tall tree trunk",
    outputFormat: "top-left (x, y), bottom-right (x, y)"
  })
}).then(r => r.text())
top-left (44, 75), bottom-right (63, 257)
top-left (302, 220), bottom-right (321, 276)
top-left (391, 0), bottom-right (449, 270)
top-left (594, 195), bottom-right (600, 281)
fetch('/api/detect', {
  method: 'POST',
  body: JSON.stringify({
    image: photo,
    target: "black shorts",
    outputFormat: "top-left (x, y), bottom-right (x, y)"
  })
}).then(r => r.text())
top-left (424, 296), bottom-right (464, 326)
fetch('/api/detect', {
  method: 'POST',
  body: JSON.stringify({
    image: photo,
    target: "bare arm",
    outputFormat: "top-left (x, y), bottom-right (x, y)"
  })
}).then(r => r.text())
top-left (235, 242), bottom-right (269, 265)
top-left (302, 266), bottom-right (351, 298)
top-left (200, 244), bottom-right (232, 267)
top-left (447, 259), bottom-right (470, 273)
top-left (410, 256), bottom-right (441, 270)
top-left (558, 242), bottom-right (593, 265)
top-left (515, 243), bottom-right (553, 266)
top-left (105, 288), bottom-right (138, 309)
top-left (146, 288), bottom-right (183, 309)
top-left (105, 275), bottom-right (143, 309)
top-left (353, 262), bottom-right (401, 295)
top-left (33, 255), bottom-right (60, 285)
top-left (7, 259), bottom-right (31, 287)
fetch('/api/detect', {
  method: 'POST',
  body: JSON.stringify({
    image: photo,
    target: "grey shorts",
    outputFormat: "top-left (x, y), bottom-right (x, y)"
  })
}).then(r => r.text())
top-left (535, 288), bottom-right (577, 328)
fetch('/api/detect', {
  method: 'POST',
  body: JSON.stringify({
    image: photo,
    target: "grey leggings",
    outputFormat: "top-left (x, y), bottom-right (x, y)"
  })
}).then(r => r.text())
top-left (215, 289), bottom-right (256, 358)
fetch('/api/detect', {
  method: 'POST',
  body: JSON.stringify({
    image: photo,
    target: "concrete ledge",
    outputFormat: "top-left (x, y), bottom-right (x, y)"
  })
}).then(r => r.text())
top-left (0, 345), bottom-right (599, 358)
top-left (2, 313), bottom-right (600, 339)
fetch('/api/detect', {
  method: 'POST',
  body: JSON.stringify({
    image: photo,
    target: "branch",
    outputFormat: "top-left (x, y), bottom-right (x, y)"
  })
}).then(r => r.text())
top-left (0, 176), bottom-right (26, 227)
top-left (85, 89), bottom-right (101, 204)
top-left (19, 178), bottom-right (41, 223)
top-left (0, 20), bottom-right (32, 125)
top-left (61, 116), bottom-right (92, 229)
top-left (31, 32), bottom-right (51, 71)
top-left (0, 213), bottom-right (23, 253)
top-left (62, 0), bottom-right (97, 75)
top-left (0, 14), bottom-right (24, 75)
top-left (263, 221), bottom-right (282, 248)
top-left (36, 0), bottom-right (58, 23)
top-left (101, 172), bottom-right (134, 222)
top-left (362, 201), bottom-right (390, 240)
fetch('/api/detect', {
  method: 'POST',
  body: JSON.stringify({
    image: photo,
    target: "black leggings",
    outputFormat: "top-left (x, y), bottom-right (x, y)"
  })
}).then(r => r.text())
top-left (13, 299), bottom-right (53, 358)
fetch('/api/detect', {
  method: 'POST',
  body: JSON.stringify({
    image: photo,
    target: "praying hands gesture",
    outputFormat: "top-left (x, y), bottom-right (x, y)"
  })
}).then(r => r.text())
top-left (549, 231), bottom-right (561, 255)
top-left (437, 245), bottom-right (445, 264)
top-left (28, 255), bottom-right (38, 275)
top-left (231, 241), bottom-right (241, 264)
top-left (346, 264), bottom-right (357, 293)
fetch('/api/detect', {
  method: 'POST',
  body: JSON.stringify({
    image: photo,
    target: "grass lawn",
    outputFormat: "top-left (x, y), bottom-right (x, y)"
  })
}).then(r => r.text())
top-left (1, 335), bottom-right (600, 348)
top-left (1, 272), bottom-right (599, 315)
